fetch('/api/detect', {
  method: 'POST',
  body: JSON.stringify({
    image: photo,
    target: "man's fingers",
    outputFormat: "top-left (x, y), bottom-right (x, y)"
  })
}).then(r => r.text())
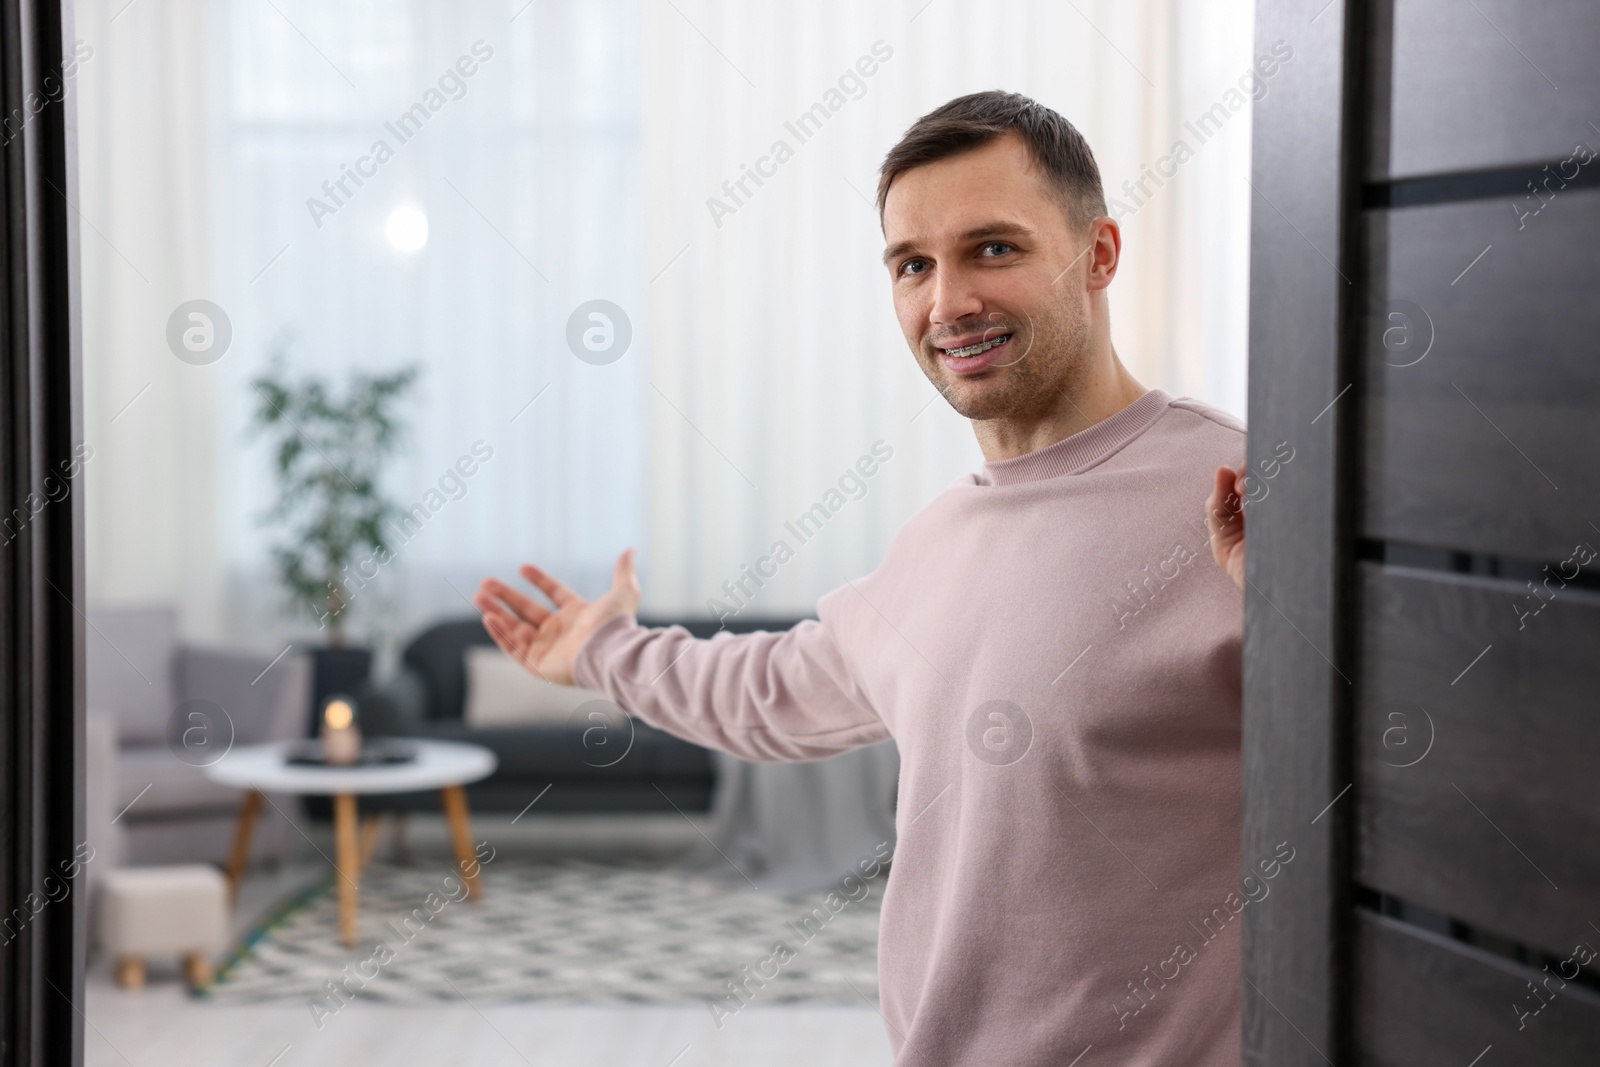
top-left (1203, 464), bottom-right (1247, 590)
top-left (520, 563), bottom-right (582, 608)
top-left (612, 547), bottom-right (638, 593)
top-left (474, 591), bottom-right (532, 644)
top-left (1207, 467), bottom-right (1233, 517)
top-left (480, 577), bottom-right (554, 626)
top-left (474, 585), bottom-right (549, 651)
top-left (1226, 465), bottom-right (1246, 509)
top-left (1207, 464), bottom-right (1245, 541)
top-left (479, 611), bottom-right (529, 662)
top-left (479, 610), bottom-right (522, 656)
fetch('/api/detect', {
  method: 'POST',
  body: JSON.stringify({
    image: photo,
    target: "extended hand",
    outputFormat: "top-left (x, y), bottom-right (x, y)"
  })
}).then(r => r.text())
top-left (473, 549), bottom-right (640, 686)
top-left (1206, 464), bottom-right (1246, 590)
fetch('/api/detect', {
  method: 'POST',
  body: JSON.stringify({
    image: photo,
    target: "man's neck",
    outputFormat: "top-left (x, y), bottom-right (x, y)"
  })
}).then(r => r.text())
top-left (971, 357), bottom-right (1148, 462)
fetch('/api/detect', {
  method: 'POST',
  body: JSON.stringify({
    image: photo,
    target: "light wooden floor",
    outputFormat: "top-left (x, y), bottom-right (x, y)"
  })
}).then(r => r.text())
top-left (84, 983), bottom-right (893, 1066)
top-left (82, 817), bottom-right (893, 1066)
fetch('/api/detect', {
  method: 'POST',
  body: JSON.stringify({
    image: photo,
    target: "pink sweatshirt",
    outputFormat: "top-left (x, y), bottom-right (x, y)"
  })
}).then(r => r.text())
top-left (574, 388), bottom-right (1247, 1066)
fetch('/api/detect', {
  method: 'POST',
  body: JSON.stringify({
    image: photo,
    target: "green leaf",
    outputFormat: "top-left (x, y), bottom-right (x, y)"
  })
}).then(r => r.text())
top-left (247, 353), bottom-right (421, 635)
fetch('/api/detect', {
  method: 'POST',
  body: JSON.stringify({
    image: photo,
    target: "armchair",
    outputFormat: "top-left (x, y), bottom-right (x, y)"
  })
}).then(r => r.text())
top-left (86, 606), bottom-right (310, 869)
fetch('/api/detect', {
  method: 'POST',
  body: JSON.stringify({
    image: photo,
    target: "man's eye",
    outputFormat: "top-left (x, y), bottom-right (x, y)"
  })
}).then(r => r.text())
top-left (980, 242), bottom-right (1014, 257)
top-left (899, 259), bottom-right (929, 277)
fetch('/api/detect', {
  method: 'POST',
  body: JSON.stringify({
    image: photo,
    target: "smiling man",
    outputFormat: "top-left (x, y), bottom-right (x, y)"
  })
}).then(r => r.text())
top-left (477, 92), bottom-right (1251, 1066)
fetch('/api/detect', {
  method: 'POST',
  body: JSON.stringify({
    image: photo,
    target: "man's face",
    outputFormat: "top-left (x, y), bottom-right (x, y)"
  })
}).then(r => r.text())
top-left (881, 132), bottom-right (1111, 422)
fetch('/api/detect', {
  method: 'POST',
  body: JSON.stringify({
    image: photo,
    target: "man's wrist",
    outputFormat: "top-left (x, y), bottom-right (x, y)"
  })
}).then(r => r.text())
top-left (570, 612), bottom-right (637, 690)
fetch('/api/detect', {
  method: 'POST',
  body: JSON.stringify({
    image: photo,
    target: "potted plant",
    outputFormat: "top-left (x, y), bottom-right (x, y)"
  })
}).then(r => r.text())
top-left (249, 356), bottom-right (419, 730)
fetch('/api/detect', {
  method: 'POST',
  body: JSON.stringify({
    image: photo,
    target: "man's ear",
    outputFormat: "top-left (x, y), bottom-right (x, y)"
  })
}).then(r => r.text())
top-left (1085, 217), bottom-right (1121, 291)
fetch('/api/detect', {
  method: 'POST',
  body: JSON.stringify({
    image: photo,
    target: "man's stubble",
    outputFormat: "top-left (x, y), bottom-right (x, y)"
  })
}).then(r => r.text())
top-left (921, 293), bottom-right (1093, 424)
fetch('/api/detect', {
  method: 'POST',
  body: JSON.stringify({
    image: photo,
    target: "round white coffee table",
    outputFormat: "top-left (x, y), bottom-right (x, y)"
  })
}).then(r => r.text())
top-left (205, 740), bottom-right (497, 946)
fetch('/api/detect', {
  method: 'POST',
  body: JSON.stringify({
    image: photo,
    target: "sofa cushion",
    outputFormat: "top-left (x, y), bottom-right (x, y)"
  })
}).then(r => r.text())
top-left (116, 745), bottom-right (245, 818)
top-left (176, 645), bottom-right (304, 745)
top-left (462, 646), bottom-right (609, 726)
top-left (406, 615), bottom-right (810, 724)
top-left (87, 607), bottom-right (178, 744)
top-left (401, 720), bottom-right (713, 780)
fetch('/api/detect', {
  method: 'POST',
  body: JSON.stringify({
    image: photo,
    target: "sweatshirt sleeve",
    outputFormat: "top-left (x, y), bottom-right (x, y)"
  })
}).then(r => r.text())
top-left (570, 613), bottom-right (890, 762)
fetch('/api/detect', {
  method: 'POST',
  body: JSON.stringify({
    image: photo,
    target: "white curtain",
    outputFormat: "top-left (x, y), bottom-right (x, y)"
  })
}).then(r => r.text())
top-left (77, 0), bottom-right (222, 635)
top-left (76, 0), bottom-right (1256, 650)
top-left (205, 0), bottom-right (645, 654)
top-left (81, 0), bottom-right (646, 655)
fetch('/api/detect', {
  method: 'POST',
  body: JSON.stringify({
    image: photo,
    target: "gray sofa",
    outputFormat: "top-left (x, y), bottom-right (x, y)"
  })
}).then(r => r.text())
top-left (86, 607), bottom-right (310, 868)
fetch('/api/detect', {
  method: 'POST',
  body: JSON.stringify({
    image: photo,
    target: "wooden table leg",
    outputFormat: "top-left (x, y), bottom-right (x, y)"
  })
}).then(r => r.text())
top-left (357, 812), bottom-right (383, 875)
top-left (115, 956), bottom-right (145, 990)
top-left (224, 789), bottom-right (263, 905)
top-left (439, 785), bottom-right (481, 899)
top-left (333, 793), bottom-right (359, 947)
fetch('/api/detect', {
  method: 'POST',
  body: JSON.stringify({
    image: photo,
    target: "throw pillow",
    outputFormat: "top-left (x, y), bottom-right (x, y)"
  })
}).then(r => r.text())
top-left (462, 646), bottom-right (608, 726)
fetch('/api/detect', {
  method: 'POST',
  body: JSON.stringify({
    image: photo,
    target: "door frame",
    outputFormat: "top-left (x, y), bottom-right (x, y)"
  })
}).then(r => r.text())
top-left (0, 0), bottom-right (85, 1061)
top-left (1241, 0), bottom-right (1371, 1064)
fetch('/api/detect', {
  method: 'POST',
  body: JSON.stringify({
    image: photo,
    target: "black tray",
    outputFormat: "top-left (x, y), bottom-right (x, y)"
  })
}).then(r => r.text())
top-left (285, 738), bottom-right (418, 767)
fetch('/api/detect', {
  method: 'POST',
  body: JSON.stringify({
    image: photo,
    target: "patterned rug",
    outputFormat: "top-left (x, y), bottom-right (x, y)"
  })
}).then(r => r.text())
top-left (205, 859), bottom-right (884, 1008)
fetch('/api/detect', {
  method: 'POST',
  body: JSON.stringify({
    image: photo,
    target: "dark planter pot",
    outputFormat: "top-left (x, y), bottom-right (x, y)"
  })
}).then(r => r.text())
top-left (302, 645), bottom-right (374, 822)
top-left (305, 645), bottom-right (375, 735)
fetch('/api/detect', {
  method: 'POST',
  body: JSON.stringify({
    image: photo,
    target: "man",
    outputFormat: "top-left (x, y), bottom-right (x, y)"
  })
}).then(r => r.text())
top-left (477, 92), bottom-right (1252, 1066)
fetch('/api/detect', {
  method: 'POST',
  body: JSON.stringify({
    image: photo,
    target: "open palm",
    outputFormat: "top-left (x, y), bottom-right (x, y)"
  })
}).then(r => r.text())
top-left (473, 549), bottom-right (640, 686)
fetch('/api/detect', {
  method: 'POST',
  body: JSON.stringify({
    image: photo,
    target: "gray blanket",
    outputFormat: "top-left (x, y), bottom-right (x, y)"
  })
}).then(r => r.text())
top-left (687, 741), bottom-right (900, 893)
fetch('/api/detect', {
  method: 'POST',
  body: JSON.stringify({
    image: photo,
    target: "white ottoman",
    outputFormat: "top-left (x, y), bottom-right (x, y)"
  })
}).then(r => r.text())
top-left (99, 865), bottom-right (229, 990)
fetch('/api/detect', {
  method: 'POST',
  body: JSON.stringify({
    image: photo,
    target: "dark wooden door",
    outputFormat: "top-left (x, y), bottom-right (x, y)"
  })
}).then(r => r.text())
top-left (1243, 2), bottom-right (1600, 1064)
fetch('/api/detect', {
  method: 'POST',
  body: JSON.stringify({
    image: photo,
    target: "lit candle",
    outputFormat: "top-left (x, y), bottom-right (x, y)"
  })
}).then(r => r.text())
top-left (321, 696), bottom-right (361, 764)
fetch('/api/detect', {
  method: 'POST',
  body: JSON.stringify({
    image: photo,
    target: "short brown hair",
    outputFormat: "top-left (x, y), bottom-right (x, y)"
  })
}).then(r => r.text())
top-left (876, 91), bottom-right (1107, 227)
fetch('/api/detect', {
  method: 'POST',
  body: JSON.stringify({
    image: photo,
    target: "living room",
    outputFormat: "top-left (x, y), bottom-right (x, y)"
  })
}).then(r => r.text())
top-left (71, 0), bottom-right (1265, 1064)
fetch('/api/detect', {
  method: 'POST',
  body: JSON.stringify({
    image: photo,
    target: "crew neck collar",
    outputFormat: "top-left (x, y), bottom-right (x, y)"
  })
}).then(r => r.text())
top-left (976, 388), bottom-right (1172, 487)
